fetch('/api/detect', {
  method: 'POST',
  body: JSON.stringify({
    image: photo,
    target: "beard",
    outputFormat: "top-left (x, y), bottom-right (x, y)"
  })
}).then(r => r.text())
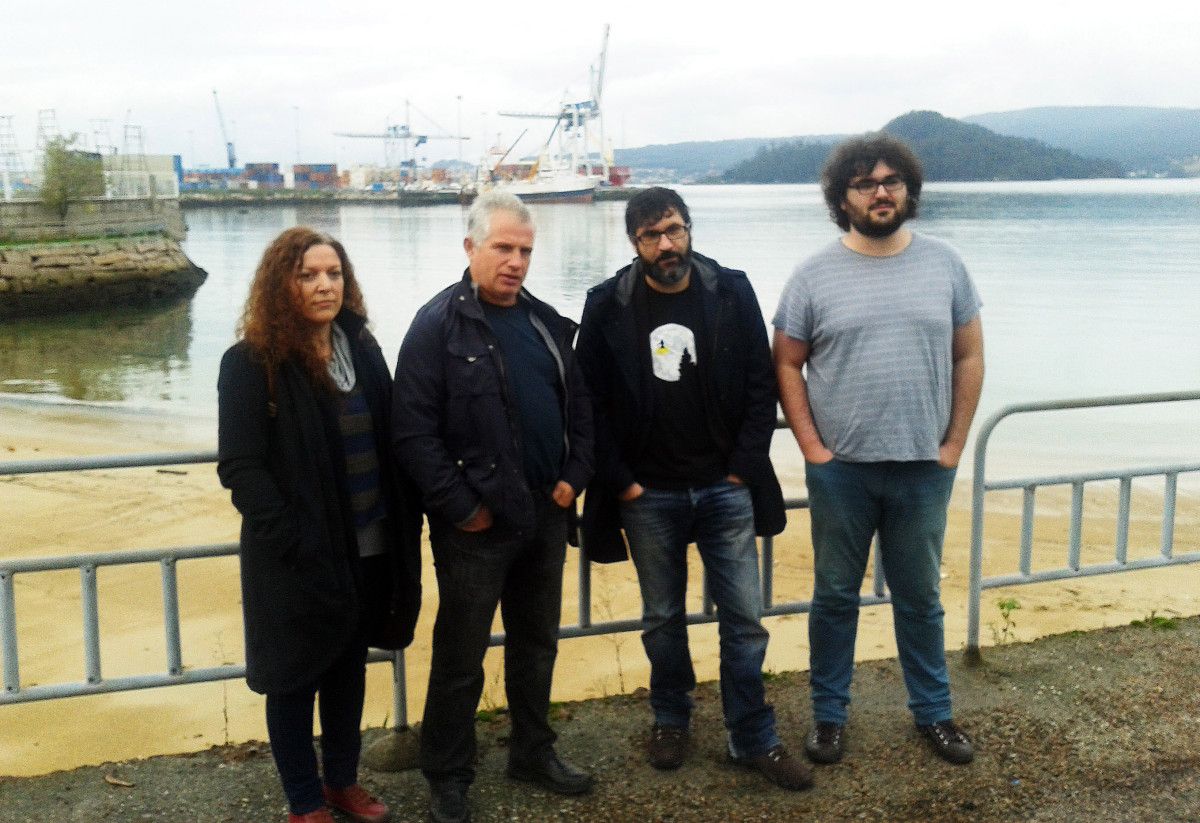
top-left (641, 249), bottom-right (691, 287)
top-left (847, 198), bottom-right (909, 238)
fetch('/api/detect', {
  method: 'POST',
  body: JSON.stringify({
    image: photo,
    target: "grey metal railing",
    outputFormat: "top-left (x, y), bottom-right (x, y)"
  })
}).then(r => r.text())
top-left (965, 390), bottom-right (1200, 662)
top-left (2, 425), bottom-right (894, 725)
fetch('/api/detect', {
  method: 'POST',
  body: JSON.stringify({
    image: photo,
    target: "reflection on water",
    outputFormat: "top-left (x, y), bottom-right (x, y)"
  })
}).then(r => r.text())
top-left (0, 300), bottom-right (194, 405)
top-left (4, 181), bottom-right (1200, 474)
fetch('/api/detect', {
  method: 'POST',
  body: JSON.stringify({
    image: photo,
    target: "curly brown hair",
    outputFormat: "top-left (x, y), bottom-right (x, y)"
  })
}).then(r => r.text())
top-left (238, 226), bottom-right (367, 389)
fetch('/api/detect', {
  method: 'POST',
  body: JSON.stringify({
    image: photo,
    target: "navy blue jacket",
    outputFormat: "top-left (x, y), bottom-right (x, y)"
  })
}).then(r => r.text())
top-left (576, 251), bottom-right (787, 563)
top-left (391, 271), bottom-right (593, 540)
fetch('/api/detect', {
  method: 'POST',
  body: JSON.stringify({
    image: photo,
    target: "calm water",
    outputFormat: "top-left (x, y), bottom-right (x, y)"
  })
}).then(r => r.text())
top-left (3, 181), bottom-right (1199, 477)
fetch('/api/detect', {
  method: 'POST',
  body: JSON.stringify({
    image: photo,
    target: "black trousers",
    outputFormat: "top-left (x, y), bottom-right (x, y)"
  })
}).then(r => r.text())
top-left (265, 632), bottom-right (368, 814)
top-left (419, 498), bottom-right (568, 785)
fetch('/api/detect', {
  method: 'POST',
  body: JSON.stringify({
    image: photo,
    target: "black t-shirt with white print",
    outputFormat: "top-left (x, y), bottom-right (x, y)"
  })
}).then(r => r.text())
top-left (635, 277), bottom-right (726, 489)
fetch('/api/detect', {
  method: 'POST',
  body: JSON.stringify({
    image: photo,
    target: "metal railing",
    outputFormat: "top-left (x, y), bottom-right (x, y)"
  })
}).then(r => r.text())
top-left (3, 427), bottom-right (897, 727)
top-left (965, 391), bottom-right (1200, 662)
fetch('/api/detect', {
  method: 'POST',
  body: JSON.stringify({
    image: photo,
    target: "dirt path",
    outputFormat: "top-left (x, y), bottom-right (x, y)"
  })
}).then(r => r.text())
top-left (3, 616), bottom-right (1199, 822)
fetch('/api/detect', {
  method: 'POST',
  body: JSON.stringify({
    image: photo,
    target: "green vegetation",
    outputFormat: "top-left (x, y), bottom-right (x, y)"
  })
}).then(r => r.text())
top-left (40, 135), bottom-right (105, 219)
top-left (882, 111), bottom-right (1123, 180)
top-left (990, 597), bottom-right (1022, 645)
top-left (1130, 610), bottom-right (1179, 631)
top-left (717, 110), bottom-right (1123, 183)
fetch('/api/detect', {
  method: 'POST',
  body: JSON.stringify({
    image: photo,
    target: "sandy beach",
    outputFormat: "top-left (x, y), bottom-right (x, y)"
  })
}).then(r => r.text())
top-left (1, 401), bottom-right (1197, 777)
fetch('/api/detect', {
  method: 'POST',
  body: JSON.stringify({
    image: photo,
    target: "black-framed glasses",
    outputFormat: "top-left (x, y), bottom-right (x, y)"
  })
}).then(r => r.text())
top-left (635, 223), bottom-right (690, 246)
top-left (848, 175), bottom-right (906, 196)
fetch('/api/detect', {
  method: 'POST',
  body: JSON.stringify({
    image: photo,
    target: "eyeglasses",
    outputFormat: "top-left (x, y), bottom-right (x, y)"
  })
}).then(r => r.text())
top-left (848, 175), bottom-right (906, 196)
top-left (635, 224), bottom-right (690, 246)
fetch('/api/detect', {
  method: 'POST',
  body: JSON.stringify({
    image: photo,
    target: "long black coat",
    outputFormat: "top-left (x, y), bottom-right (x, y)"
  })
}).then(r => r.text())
top-left (576, 251), bottom-right (787, 563)
top-left (217, 309), bottom-right (422, 695)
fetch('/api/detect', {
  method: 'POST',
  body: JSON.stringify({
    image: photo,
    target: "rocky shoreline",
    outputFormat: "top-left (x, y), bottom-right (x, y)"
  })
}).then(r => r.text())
top-left (0, 234), bottom-right (207, 319)
top-left (3, 616), bottom-right (1198, 822)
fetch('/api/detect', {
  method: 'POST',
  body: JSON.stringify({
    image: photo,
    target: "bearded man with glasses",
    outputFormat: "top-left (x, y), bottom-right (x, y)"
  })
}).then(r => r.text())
top-left (577, 187), bottom-right (811, 791)
top-left (773, 135), bottom-right (985, 767)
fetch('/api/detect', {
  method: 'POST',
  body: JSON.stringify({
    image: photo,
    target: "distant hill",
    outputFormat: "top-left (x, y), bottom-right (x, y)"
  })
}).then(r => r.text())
top-left (963, 106), bottom-right (1200, 175)
top-left (614, 135), bottom-right (846, 183)
top-left (717, 111), bottom-right (1122, 183)
top-left (881, 111), bottom-right (1123, 180)
top-left (614, 138), bottom-right (785, 182)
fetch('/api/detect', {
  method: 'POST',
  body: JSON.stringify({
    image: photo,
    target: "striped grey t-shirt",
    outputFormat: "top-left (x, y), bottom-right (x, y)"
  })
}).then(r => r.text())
top-left (772, 233), bottom-right (981, 463)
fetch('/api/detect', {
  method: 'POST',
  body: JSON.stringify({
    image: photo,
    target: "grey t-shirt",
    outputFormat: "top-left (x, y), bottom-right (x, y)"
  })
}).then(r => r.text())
top-left (772, 233), bottom-right (981, 462)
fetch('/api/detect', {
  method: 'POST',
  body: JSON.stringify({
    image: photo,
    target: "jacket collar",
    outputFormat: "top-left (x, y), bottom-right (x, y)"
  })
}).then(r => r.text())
top-left (615, 250), bottom-right (721, 307)
top-left (451, 267), bottom-right (574, 335)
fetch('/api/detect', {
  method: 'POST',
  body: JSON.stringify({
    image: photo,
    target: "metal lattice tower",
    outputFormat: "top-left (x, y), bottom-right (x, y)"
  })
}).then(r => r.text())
top-left (0, 115), bottom-right (26, 198)
top-left (36, 108), bottom-right (61, 151)
top-left (91, 118), bottom-right (116, 155)
top-left (120, 123), bottom-right (150, 197)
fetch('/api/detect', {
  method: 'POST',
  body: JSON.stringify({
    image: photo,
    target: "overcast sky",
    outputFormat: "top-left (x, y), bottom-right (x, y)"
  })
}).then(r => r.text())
top-left (4, 0), bottom-right (1198, 171)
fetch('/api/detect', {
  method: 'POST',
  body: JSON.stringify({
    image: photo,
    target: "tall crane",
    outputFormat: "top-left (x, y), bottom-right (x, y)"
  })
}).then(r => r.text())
top-left (211, 89), bottom-right (237, 169)
top-left (497, 25), bottom-right (611, 180)
top-left (334, 99), bottom-right (468, 181)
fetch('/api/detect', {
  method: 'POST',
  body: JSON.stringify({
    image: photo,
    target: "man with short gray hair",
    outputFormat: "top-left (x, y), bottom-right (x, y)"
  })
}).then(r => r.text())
top-left (393, 191), bottom-right (595, 822)
top-left (773, 135), bottom-right (984, 767)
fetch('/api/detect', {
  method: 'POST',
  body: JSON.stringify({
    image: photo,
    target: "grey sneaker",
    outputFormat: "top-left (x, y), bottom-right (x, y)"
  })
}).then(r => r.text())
top-left (917, 719), bottom-right (974, 764)
top-left (804, 721), bottom-right (845, 764)
top-left (732, 744), bottom-right (814, 791)
top-left (647, 724), bottom-right (689, 770)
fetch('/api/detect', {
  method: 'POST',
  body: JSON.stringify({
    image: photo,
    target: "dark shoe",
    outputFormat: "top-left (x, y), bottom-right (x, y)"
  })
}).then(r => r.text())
top-left (733, 744), bottom-right (813, 791)
top-left (288, 809), bottom-right (335, 823)
top-left (324, 784), bottom-right (390, 823)
top-left (647, 724), bottom-right (690, 770)
top-left (804, 721), bottom-right (845, 764)
top-left (917, 719), bottom-right (974, 764)
top-left (507, 748), bottom-right (595, 795)
top-left (428, 780), bottom-right (470, 823)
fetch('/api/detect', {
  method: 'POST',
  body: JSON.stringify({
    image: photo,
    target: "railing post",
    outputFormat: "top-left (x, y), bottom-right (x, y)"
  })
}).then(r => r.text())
top-left (1162, 473), bottom-right (1178, 558)
top-left (81, 565), bottom-right (102, 684)
top-left (161, 558), bottom-right (183, 676)
top-left (392, 650), bottom-right (408, 730)
top-left (1, 570), bottom-right (19, 692)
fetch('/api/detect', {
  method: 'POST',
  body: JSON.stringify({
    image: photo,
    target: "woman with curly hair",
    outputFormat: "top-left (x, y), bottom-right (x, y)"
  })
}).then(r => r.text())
top-left (217, 227), bottom-right (422, 823)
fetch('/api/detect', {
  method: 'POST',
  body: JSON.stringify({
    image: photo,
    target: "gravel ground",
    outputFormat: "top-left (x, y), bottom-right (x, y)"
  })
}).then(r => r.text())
top-left (4, 616), bottom-right (1200, 823)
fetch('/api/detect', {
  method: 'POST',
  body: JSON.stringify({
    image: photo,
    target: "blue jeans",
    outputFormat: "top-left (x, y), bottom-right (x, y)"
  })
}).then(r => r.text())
top-left (420, 497), bottom-right (568, 786)
top-left (620, 480), bottom-right (778, 758)
top-left (805, 459), bottom-right (956, 726)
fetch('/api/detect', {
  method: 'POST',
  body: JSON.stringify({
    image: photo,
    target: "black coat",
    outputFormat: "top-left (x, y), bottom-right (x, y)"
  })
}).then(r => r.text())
top-left (576, 251), bottom-right (787, 563)
top-left (391, 271), bottom-right (593, 537)
top-left (217, 309), bottom-right (422, 695)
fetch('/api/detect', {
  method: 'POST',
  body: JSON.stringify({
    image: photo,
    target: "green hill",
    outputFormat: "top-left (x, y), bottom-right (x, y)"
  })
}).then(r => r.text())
top-left (717, 111), bottom-right (1122, 183)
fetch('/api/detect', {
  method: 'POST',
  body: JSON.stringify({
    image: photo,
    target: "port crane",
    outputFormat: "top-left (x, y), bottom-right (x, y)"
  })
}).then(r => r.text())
top-left (335, 100), bottom-right (468, 181)
top-left (497, 24), bottom-right (611, 180)
top-left (211, 89), bottom-right (237, 169)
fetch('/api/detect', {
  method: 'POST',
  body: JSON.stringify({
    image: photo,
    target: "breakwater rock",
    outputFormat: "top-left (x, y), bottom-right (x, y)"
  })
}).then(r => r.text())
top-left (0, 235), bottom-right (207, 320)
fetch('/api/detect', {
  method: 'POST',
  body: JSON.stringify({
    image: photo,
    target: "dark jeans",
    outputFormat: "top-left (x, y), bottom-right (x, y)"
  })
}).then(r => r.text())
top-left (420, 497), bottom-right (568, 786)
top-left (265, 634), bottom-right (368, 814)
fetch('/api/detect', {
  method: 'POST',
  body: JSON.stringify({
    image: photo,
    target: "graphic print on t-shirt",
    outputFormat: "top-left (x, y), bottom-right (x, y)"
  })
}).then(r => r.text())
top-left (649, 323), bottom-right (698, 382)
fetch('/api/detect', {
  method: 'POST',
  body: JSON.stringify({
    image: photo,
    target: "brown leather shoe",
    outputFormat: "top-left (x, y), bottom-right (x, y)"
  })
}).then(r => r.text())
top-left (733, 744), bottom-right (814, 791)
top-left (288, 808), bottom-right (335, 823)
top-left (324, 784), bottom-right (391, 823)
top-left (647, 724), bottom-right (689, 770)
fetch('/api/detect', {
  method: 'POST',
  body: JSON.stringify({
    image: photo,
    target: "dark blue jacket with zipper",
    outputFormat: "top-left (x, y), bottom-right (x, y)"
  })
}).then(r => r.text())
top-left (391, 270), bottom-right (593, 541)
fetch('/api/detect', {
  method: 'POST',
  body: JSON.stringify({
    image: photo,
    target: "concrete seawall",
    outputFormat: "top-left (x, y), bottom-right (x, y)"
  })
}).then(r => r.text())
top-left (0, 234), bottom-right (207, 319)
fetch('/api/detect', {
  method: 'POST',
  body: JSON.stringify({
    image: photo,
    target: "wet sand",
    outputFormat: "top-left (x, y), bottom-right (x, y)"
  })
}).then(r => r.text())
top-left (1, 401), bottom-right (1197, 777)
